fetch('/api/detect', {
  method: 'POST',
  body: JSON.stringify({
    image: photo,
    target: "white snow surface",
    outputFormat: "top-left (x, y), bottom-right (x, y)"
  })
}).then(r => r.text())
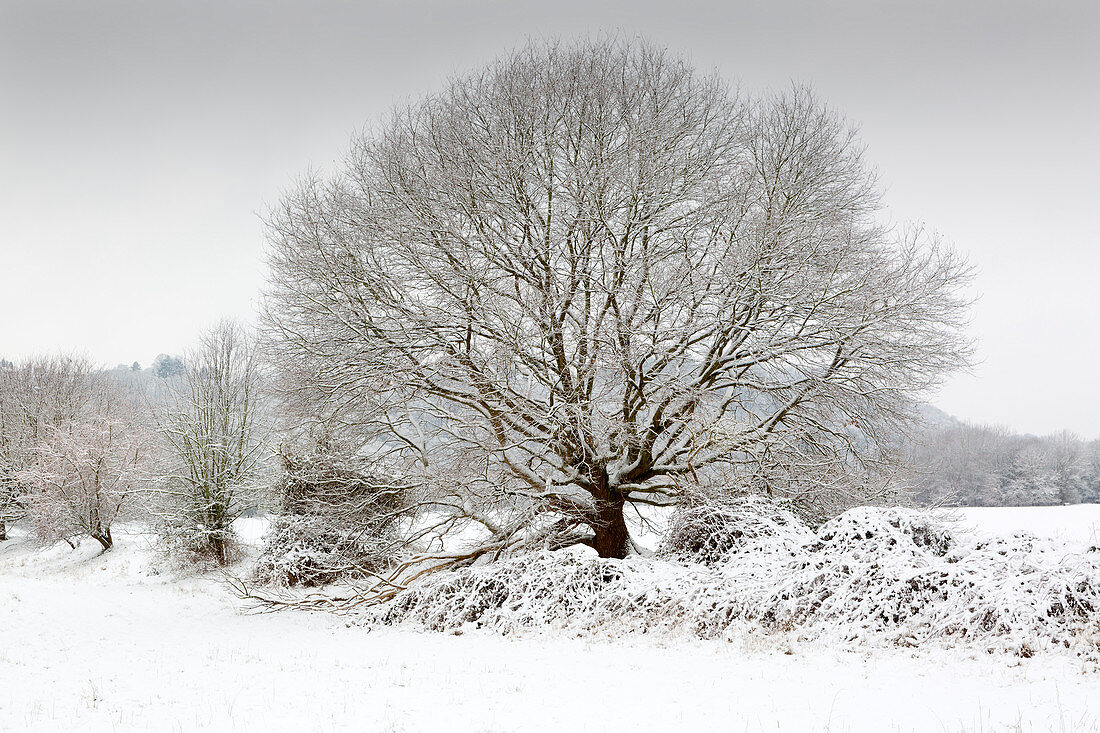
top-left (951, 505), bottom-right (1100, 548)
top-left (3, 512), bottom-right (1099, 732)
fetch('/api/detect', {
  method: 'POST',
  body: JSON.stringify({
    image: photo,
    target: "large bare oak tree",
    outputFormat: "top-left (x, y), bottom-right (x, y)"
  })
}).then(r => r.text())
top-left (262, 39), bottom-right (971, 559)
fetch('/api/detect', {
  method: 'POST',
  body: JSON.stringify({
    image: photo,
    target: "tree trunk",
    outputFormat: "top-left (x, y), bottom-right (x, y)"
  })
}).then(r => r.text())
top-left (92, 527), bottom-right (113, 552)
top-left (586, 465), bottom-right (631, 559)
top-left (591, 496), bottom-right (629, 559)
top-left (0, 520), bottom-right (6, 541)
top-left (211, 535), bottom-right (228, 566)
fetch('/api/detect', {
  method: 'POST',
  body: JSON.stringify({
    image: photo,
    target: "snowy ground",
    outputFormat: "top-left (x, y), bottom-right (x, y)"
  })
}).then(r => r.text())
top-left (2, 509), bottom-right (1099, 732)
top-left (951, 504), bottom-right (1100, 549)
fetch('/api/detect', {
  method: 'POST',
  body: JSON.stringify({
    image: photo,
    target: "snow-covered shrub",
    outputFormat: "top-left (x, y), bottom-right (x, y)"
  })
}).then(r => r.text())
top-left (809, 506), bottom-right (954, 557)
top-left (375, 503), bottom-right (1100, 657)
top-left (252, 432), bottom-right (407, 586)
top-left (922, 535), bottom-right (1100, 654)
top-left (154, 518), bottom-right (244, 569)
top-left (660, 495), bottom-right (812, 565)
top-left (378, 549), bottom-right (709, 636)
top-left (758, 508), bottom-right (970, 637)
top-left (276, 435), bottom-right (405, 519)
top-left (253, 514), bottom-right (390, 587)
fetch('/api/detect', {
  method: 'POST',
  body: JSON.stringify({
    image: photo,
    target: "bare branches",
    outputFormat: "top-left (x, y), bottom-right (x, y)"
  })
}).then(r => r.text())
top-left (234, 543), bottom-right (516, 614)
top-left (261, 37), bottom-right (973, 562)
top-left (155, 321), bottom-right (269, 565)
top-left (3, 356), bottom-right (150, 550)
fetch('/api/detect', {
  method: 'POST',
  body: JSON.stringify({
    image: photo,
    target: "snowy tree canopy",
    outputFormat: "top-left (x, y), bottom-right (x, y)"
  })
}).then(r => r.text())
top-left (262, 38), bottom-right (973, 558)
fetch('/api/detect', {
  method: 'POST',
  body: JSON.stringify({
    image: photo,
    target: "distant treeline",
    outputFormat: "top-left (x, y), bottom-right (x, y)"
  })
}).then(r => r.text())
top-left (909, 420), bottom-right (1100, 506)
top-left (6, 355), bottom-right (1096, 511)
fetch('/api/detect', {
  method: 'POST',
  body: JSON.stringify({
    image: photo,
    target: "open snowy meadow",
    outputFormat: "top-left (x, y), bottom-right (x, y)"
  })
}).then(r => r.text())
top-left (2, 506), bottom-right (1098, 733)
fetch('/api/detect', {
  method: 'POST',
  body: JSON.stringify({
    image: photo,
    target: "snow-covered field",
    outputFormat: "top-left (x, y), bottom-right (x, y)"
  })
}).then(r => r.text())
top-left (952, 505), bottom-right (1100, 549)
top-left (2, 508), bottom-right (1099, 733)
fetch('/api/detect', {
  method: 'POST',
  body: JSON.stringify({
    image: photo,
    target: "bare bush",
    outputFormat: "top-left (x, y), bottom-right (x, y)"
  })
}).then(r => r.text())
top-left (252, 431), bottom-right (409, 586)
top-left (253, 514), bottom-right (391, 587)
top-left (276, 430), bottom-right (406, 522)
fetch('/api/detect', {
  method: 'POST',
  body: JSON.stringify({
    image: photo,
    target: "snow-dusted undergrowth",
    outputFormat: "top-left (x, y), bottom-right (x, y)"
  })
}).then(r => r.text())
top-left (252, 514), bottom-right (388, 587)
top-left (378, 500), bottom-right (1100, 657)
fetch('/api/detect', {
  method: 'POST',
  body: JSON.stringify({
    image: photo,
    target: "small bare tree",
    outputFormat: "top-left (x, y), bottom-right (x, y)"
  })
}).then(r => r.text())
top-left (0, 361), bottom-right (15, 539)
top-left (262, 38), bottom-right (972, 562)
top-left (0, 355), bottom-right (104, 540)
top-left (157, 321), bottom-right (268, 565)
top-left (18, 404), bottom-right (148, 551)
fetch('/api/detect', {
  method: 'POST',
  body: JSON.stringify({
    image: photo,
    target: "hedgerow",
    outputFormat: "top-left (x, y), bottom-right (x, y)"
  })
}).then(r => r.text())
top-left (376, 502), bottom-right (1100, 657)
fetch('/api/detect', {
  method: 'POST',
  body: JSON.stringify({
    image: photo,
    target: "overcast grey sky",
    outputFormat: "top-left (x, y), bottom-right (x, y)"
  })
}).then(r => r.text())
top-left (2, 0), bottom-right (1097, 437)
